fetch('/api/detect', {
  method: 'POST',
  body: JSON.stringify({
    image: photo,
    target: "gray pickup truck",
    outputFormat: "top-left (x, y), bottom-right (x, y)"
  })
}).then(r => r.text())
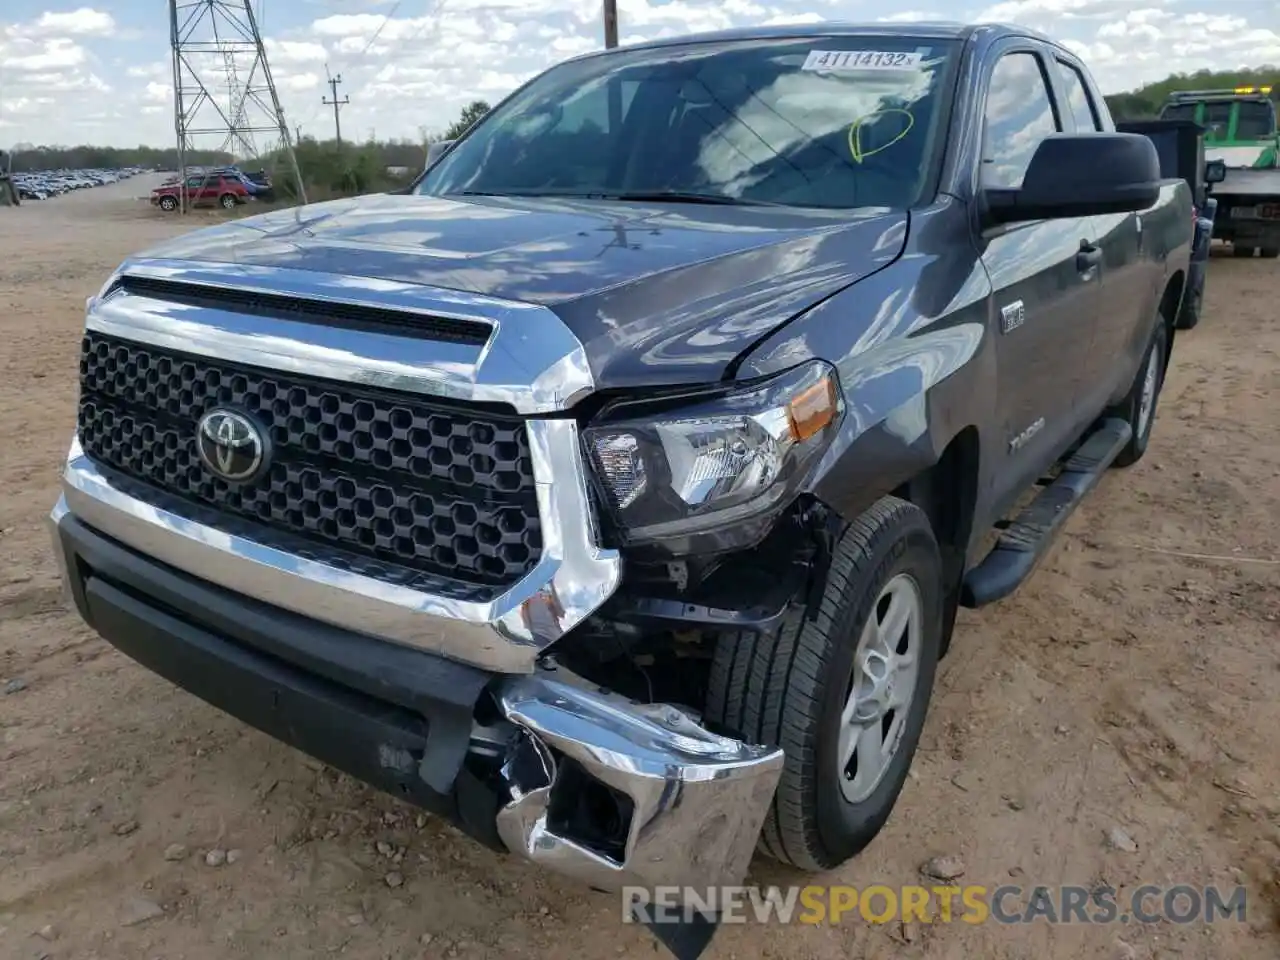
top-left (50, 20), bottom-right (1191, 944)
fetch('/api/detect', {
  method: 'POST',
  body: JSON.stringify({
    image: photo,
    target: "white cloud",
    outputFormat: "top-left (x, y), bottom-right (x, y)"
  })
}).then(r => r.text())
top-left (278, 72), bottom-right (322, 92)
top-left (2, 37), bottom-right (87, 70)
top-left (762, 11), bottom-right (826, 25)
top-left (126, 60), bottom-right (169, 79)
top-left (877, 10), bottom-right (947, 22)
top-left (264, 39), bottom-right (329, 63)
top-left (26, 8), bottom-right (116, 37)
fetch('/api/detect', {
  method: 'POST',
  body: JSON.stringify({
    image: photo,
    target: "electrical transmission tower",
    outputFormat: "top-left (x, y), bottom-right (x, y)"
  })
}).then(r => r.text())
top-left (168, 0), bottom-right (306, 211)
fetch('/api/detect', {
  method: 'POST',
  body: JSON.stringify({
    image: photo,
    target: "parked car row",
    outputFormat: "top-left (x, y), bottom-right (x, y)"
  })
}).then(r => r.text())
top-left (152, 166), bottom-right (273, 211)
top-left (13, 167), bottom-right (147, 200)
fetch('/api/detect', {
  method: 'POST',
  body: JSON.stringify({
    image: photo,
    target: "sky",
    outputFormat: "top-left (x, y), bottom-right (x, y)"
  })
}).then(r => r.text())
top-left (1, 0), bottom-right (1278, 149)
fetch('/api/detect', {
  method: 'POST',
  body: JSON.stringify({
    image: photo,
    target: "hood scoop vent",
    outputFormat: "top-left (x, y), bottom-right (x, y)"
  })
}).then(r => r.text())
top-left (111, 274), bottom-right (494, 346)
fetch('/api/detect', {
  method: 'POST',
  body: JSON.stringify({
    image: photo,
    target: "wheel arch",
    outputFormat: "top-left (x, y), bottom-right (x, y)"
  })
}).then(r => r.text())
top-left (891, 425), bottom-right (981, 657)
top-left (1158, 269), bottom-right (1185, 374)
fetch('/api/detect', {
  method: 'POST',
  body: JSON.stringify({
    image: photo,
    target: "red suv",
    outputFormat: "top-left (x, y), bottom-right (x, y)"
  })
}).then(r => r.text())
top-left (152, 174), bottom-right (249, 212)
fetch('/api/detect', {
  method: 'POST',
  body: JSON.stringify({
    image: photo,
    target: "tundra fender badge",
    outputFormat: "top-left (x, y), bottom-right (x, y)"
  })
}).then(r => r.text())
top-left (1009, 416), bottom-right (1046, 453)
top-left (1000, 299), bottom-right (1026, 335)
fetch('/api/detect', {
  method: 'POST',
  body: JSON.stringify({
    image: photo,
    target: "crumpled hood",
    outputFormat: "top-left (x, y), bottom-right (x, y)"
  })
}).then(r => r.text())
top-left (142, 192), bottom-right (908, 389)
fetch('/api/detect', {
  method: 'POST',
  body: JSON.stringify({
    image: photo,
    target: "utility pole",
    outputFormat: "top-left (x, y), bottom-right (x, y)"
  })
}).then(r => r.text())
top-left (602, 0), bottom-right (618, 48)
top-left (323, 68), bottom-right (350, 145)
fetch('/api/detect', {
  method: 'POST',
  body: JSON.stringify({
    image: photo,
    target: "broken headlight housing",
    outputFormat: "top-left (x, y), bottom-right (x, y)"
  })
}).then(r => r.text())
top-left (583, 361), bottom-right (843, 545)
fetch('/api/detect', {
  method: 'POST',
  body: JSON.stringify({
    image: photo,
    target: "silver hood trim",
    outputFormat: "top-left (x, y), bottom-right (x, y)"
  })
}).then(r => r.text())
top-left (87, 257), bottom-right (595, 414)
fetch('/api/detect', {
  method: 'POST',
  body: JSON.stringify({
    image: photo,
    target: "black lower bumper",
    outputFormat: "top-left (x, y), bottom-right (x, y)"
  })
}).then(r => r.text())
top-left (55, 514), bottom-right (507, 849)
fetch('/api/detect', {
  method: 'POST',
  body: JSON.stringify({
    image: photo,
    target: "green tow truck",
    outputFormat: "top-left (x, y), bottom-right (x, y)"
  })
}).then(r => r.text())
top-left (1160, 86), bottom-right (1280, 258)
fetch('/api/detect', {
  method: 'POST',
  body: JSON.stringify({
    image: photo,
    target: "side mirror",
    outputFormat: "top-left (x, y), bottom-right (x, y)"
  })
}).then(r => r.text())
top-left (1205, 159), bottom-right (1227, 185)
top-left (983, 132), bottom-right (1162, 227)
top-left (425, 139), bottom-right (455, 171)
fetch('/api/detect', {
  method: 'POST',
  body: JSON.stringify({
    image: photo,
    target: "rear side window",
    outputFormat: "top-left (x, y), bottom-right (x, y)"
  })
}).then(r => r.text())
top-left (1056, 60), bottom-right (1102, 132)
top-left (1236, 101), bottom-right (1276, 140)
top-left (981, 52), bottom-right (1060, 189)
top-left (1203, 102), bottom-right (1233, 140)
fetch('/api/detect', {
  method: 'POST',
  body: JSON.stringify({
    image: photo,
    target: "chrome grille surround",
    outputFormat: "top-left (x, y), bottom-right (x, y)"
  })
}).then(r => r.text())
top-left (57, 257), bottom-right (620, 673)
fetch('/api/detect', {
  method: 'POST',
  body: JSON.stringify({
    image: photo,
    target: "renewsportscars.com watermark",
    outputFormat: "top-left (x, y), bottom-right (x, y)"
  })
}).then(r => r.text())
top-left (623, 884), bottom-right (1249, 926)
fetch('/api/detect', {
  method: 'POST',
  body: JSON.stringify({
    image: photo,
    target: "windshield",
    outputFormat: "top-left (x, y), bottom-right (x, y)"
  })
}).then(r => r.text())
top-left (418, 37), bottom-right (957, 210)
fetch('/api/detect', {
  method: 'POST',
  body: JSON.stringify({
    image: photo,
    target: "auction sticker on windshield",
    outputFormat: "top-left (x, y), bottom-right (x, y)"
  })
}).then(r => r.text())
top-left (802, 50), bottom-right (923, 72)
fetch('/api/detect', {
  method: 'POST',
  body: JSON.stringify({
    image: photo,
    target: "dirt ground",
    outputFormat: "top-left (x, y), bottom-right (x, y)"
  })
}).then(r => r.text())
top-left (1, 176), bottom-right (1278, 960)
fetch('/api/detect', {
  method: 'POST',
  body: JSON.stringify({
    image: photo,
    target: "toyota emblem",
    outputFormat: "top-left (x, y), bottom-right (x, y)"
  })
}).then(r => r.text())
top-left (195, 409), bottom-right (268, 483)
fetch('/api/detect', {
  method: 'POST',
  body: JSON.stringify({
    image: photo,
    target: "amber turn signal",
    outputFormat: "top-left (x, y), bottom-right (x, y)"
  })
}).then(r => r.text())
top-left (787, 374), bottom-right (839, 441)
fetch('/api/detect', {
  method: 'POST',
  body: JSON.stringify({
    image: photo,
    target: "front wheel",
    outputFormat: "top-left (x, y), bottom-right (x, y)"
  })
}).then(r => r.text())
top-left (705, 496), bottom-right (943, 872)
top-left (158, 195), bottom-right (178, 211)
top-left (219, 193), bottom-right (238, 210)
top-left (1260, 247), bottom-right (1279, 259)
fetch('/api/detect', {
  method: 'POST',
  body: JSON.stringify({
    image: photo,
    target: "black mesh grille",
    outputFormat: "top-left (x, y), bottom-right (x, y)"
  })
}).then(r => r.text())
top-left (77, 331), bottom-right (542, 591)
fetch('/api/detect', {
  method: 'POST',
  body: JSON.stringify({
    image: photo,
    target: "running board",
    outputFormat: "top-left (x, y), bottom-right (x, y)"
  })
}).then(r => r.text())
top-left (960, 418), bottom-right (1132, 608)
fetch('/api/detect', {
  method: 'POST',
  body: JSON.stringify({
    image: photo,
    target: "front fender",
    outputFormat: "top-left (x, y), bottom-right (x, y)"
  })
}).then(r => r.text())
top-left (734, 199), bottom-right (997, 525)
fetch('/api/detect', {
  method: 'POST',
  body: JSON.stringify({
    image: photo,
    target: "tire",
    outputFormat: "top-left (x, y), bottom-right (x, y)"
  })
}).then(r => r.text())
top-left (1232, 246), bottom-right (1256, 258)
top-left (1260, 247), bottom-right (1280, 259)
top-left (219, 193), bottom-right (237, 210)
top-left (705, 496), bottom-right (944, 872)
top-left (1110, 317), bottom-right (1168, 468)
top-left (158, 195), bottom-right (178, 211)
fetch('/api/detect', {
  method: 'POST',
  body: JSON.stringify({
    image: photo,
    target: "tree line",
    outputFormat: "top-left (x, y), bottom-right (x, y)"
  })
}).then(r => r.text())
top-left (4, 99), bottom-right (494, 175)
top-left (1104, 66), bottom-right (1279, 120)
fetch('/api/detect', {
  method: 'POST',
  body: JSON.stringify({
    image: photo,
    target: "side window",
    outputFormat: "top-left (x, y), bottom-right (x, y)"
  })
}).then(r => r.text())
top-left (1056, 60), bottom-right (1102, 132)
top-left (981, 52), bottom-right (1060, 189)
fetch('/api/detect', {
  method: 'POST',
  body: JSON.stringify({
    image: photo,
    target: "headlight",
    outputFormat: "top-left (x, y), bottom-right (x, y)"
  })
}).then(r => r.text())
top-left (583, 361), bottom-right (843, 544)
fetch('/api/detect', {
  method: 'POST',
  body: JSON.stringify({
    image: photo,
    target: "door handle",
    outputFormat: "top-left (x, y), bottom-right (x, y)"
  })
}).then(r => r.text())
top-left (1076, 244), bottom-right (1102, 274)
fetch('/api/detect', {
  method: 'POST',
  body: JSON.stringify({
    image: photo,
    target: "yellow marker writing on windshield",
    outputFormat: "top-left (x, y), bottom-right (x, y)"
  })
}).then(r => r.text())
top-left (848, 108), bottom-right (915, 164)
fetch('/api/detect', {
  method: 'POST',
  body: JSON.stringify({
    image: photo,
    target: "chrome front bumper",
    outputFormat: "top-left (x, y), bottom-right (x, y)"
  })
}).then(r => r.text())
top-left (492, 668), bottom-right (784, 891)
top-left (58, 427), bottom-right (621, 673)
top-left (49, 495), bottom-right (784, 892)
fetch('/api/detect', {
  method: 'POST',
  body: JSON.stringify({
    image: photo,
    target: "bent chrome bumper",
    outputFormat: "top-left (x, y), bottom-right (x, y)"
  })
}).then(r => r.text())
top-left (492, 668), bottom-right (784, 891)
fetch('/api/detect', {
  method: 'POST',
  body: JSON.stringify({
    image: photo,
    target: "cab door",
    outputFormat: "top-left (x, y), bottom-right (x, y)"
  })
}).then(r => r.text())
top-left (973, 44), bottom-right (1104, 516)
top-left (1049, 54), bottom-right (1151, 414)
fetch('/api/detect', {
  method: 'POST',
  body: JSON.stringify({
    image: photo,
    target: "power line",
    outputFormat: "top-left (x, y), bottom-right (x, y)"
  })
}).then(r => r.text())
top-left (295, 0), bottom-right (446, 135)
top-left (322, 67), bottom-right (350, 144)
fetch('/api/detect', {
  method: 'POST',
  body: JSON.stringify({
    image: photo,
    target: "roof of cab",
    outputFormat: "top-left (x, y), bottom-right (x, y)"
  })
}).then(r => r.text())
top-left (579, 20), bottom-right (1056, 55)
